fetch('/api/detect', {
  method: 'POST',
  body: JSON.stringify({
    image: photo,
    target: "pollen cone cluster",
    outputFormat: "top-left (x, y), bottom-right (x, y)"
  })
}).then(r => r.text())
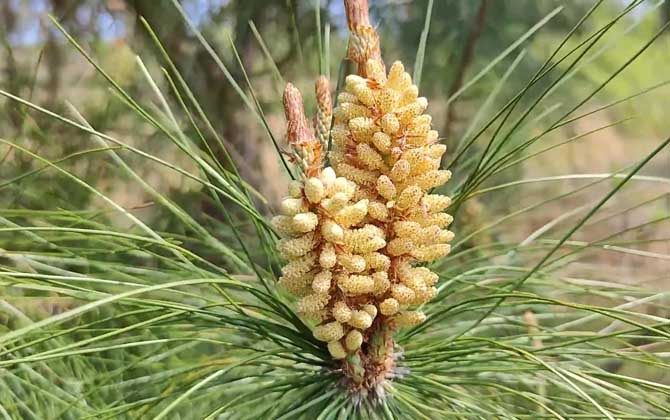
top-left (276, 60), bottom-right (454, 361)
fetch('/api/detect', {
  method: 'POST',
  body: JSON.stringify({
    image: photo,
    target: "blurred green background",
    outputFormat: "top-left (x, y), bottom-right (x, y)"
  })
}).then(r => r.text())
top-left (2, 0), bottom-right (668, 281)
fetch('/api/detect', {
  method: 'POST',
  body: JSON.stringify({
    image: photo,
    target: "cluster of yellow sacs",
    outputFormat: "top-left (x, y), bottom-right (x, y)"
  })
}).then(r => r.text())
top-left (274, 59), bottom-right (453, 360)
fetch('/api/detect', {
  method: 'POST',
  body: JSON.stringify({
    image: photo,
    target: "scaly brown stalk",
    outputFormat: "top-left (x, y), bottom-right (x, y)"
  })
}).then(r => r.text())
top-left (283, 83), bottom-right (323, 177)
top-left (344, 0), bottom-right (384, 77)
top-left (315, 75), bottom-right (333, 148)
